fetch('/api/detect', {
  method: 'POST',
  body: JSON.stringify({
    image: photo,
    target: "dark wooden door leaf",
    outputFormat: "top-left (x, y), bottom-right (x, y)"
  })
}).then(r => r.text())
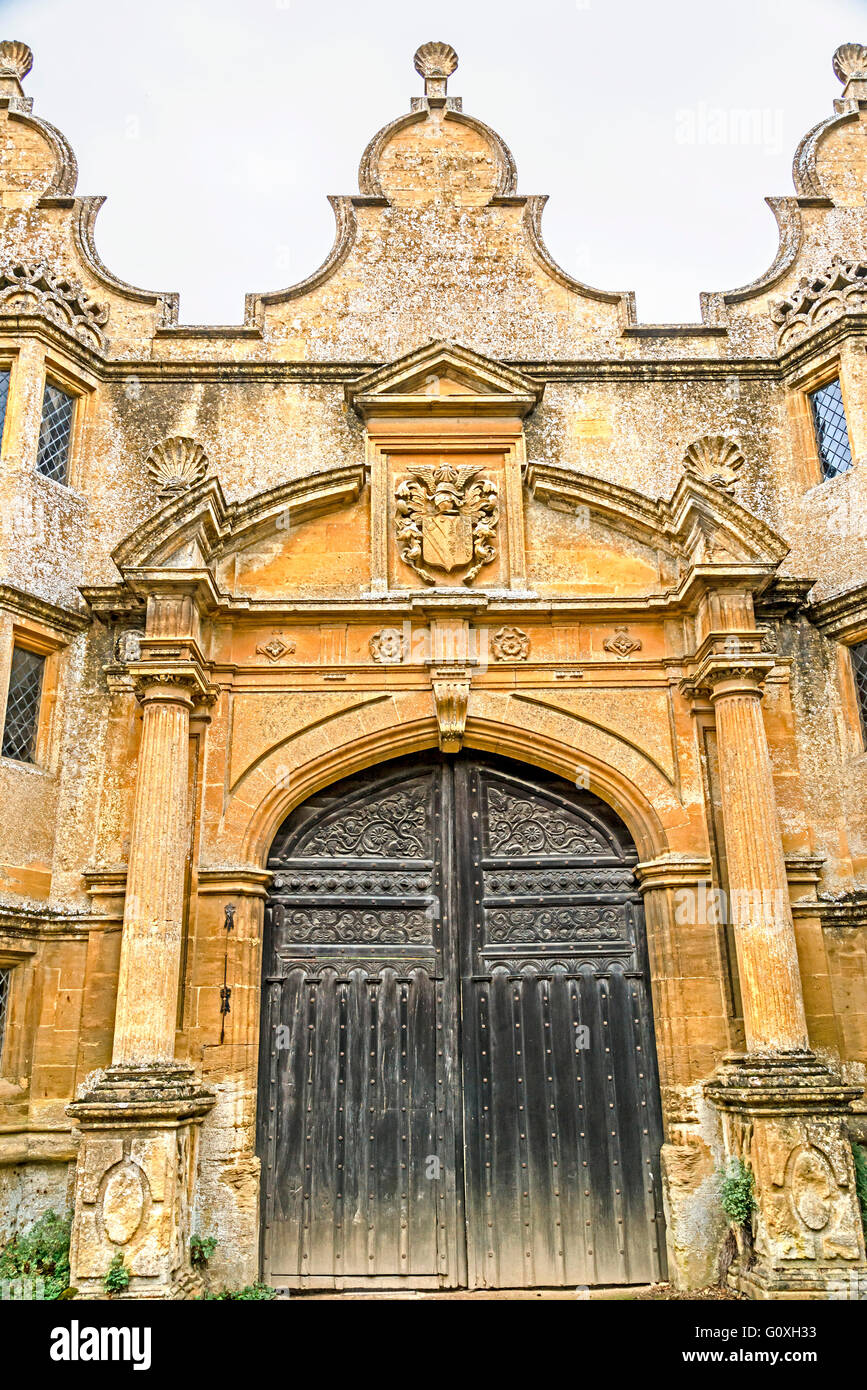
top-left (258, 752), bottom-right (667, 1290)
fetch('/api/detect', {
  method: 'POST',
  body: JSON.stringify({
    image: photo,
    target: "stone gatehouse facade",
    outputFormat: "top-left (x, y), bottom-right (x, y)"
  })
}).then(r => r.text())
top-left (1, 36), bottom-right (867, 1299)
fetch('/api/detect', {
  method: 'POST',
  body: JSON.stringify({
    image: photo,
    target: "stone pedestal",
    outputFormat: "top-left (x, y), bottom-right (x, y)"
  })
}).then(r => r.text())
top-left (707, 1054), bottom-right (867, 1299)
top-left (67, 1066), bottom-right (213, 1299)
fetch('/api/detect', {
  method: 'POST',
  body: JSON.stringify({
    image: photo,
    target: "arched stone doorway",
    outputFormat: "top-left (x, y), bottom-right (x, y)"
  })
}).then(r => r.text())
top-left (257, 751), bottom-right (667, 1290)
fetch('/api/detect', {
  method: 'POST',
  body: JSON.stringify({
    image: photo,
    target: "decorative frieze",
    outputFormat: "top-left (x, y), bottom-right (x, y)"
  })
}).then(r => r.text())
top-left (770, 258), bottom-right (867, 349)
top-left (0, 260), bottom-right (109, 349)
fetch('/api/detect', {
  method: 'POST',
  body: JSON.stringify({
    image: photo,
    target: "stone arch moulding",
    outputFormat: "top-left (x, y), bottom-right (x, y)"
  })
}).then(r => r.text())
top-left (220, 693), bottom-right (672, 871)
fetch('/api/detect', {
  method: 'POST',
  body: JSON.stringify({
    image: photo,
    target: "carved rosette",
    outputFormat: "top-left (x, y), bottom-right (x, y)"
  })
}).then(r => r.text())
top-left (256, 635), bottom-right (296, 663)
top-left (145, 437), bottom-right (209, 498)
top-left (491, 625), bottom-right (530, 662)
top-left (0, 260), bottom-right (109, 349)
top-left (683, 436), bottom-right (745, 494)
top-left (603, 625), bottom-right (642, 659)
top-left (395, 462), bottom-right (499, 586)
top-left (370, 628), bottom-right (406, 663)
top-left (770, 259), bottom-right (867, 349)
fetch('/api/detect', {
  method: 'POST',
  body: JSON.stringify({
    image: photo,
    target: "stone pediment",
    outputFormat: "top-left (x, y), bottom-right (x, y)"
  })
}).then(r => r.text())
top-left (110, 465), bottom-right (365, 570)
top-left (345, 340), bottom-right (544, 420)
top-left (524, 461), bottom-right (789, 575)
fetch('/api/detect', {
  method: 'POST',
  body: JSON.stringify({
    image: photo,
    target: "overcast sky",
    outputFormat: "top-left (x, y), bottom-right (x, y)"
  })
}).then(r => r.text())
top-left (1, 0), bottom-right (864, 324)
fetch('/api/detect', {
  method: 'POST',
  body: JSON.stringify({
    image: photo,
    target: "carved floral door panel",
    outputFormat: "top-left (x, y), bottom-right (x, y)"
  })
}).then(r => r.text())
top-left (259, 753), bottom-right (666, 1290)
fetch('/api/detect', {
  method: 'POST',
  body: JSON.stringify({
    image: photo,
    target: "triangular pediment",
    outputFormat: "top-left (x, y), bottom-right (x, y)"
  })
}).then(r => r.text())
top-left (345, 340), bottom-right (544, 419)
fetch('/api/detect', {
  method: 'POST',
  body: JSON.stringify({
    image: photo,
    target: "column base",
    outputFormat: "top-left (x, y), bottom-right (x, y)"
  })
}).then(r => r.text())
top-left (706, 1052), bottom-right (867, 1298)
top-left (67, 1065), bottom-right (214, 1300)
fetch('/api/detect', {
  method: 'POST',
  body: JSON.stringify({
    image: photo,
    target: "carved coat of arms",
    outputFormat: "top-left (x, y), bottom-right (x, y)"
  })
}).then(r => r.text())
top-left (395, 462), bottom-right (499, 585)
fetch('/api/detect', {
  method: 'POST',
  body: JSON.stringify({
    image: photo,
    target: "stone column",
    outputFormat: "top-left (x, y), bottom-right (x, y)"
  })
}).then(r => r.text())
top-left (112, 674), bottom-right (195, 1067)
top-left (708, 663), bottom-right (808, 1054)
top-left (68, 664), bottom-right (215, 1299)
top-left (695, 653), bottom-right (867, 1298)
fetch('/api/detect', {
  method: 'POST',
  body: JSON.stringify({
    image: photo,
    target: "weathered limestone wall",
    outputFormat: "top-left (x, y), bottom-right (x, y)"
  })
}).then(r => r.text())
top-left (0, 37), bottom-right (865, 1294)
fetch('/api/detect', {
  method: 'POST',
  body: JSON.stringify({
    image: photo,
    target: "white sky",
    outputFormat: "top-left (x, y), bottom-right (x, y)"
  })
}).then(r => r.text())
top-left (1, 0), bottom-right (865, 325)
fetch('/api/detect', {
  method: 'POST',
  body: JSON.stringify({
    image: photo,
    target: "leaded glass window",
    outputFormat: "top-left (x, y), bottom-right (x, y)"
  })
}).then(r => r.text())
top-left (36, 380), bottom-right (75, 483)
top-left (0, 369), bottom-right (9, 448)
top-left (808, 378), bottom-right (853, 481)
top-left (1, 646), bottom-right (45, 762)
top-left (0, 968), bottom-right (10, 1064)
top-left (852, 640), bottom-right (867, 744)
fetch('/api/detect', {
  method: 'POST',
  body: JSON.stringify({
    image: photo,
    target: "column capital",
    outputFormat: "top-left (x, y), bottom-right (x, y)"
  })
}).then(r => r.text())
top-left (129, 660), bottom-right (219, 708)
top-left (680, 651), bottom-right (776, 702)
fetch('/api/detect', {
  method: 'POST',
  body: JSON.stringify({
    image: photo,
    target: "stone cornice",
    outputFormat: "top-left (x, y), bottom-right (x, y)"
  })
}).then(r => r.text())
top-left (814, 890), bottom-right (867, 930)
top-left (807, 582), bottom-right (867, 643)
top-left (2, 325), bottom-right (865, 384)
top-left (754, 575), bottom-right (817, 621)
top-left (0, 582), bottom-right (90, 637)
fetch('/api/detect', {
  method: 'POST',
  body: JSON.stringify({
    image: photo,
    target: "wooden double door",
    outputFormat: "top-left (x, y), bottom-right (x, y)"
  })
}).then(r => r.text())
top-left (258, 752), bottom-right (666, 1290)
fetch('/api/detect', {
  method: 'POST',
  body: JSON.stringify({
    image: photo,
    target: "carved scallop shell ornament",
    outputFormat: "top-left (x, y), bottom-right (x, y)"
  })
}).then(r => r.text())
top-left (0, 40), bottom-right (33, 80)
top-left (145, 436), bottom-right (208, 497)
top-left (413, 42), bottom-right (458, 79)
top-left (682, 436), bottom-right (745, 494)
top-left (832, 43), bottom-right (867, 84)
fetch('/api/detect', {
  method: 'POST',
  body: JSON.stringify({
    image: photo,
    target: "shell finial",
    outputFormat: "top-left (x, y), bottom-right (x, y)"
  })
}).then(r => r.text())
top-left (413, 42), bottom-right (458, 102)
top-left (833, 42), bottom-right (867, 84)
top-left (0, 40), bottom-right (33, 82)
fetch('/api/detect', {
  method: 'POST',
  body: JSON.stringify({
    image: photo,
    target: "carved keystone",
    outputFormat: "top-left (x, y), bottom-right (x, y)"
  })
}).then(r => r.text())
top-left (430, 665), bottom-right (471, 753)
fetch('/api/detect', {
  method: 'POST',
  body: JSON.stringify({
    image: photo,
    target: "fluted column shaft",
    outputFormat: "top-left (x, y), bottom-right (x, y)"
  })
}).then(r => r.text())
top-left (711, 674), bottom-right (809, 1054)
top-left (112, 678), bottom-right (193, 1068)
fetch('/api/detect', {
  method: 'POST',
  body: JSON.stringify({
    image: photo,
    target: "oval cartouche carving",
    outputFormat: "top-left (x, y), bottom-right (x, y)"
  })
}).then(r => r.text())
top-left (101, 1162), bottom-right (146, 1246)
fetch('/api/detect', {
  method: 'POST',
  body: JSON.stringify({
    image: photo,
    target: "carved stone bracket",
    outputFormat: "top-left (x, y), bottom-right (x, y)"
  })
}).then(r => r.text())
top-left (430, 665), bottom-right (471, 753)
